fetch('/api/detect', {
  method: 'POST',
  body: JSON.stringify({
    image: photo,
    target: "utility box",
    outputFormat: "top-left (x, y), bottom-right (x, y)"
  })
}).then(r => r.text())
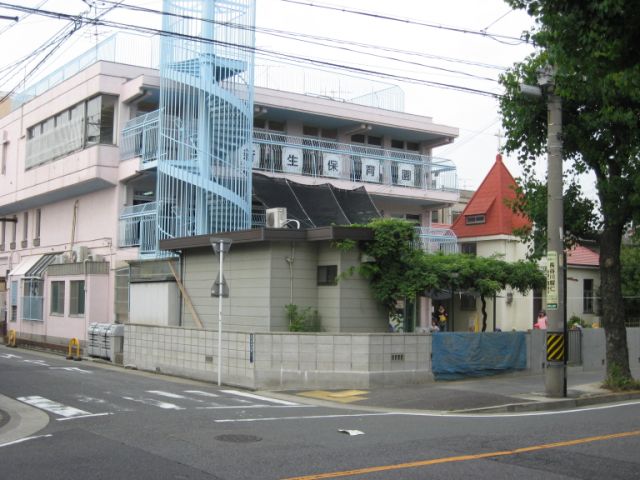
top-left (87, 323), bottom-right (124, 363)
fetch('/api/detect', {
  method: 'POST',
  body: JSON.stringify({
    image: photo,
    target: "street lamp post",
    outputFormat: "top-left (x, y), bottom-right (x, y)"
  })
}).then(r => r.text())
top-left (210, 237), bottom-right (232, 386)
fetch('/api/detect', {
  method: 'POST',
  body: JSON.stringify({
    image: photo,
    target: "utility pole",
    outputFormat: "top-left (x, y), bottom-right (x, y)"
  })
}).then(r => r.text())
top-left (521, 66), bottom-right (566, 398)
top-left (540, 68), bottom-right (566, 398)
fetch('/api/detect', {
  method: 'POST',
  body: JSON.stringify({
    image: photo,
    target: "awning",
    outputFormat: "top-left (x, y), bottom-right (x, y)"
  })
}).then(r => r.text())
top-left (8, 254), bottom-right (57, 278)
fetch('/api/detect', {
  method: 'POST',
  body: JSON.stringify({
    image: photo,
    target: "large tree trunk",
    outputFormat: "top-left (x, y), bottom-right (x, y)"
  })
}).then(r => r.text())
top-left (599, 224), bottom-right (632, 382)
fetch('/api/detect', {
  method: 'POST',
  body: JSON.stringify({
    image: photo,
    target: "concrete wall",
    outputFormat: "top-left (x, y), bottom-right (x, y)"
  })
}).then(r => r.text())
top-left (124, 326), bottom-right (640, 390)
top-left (124, 324), bottom-right (432, 389)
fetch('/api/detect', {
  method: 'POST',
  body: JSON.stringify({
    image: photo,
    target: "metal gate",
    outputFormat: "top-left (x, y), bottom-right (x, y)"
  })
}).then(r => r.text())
top-left (567, 329), bottom-right (582, 365)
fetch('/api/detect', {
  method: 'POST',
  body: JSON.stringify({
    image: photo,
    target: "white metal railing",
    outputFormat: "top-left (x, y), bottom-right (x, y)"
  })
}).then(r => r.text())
top-left (121, 110), bottom-right (161, 165)
top-left (415, 226), bottom-right (458, 254)
top-left (121, 115), bottom-right (458, 192)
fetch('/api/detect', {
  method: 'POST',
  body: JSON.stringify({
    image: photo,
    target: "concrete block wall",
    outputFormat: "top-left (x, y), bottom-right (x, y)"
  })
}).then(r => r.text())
top-left (123, 326), bottom-right (640, 390)
top-left (124, 324), bottom-right (256, 388)
top-left (247, 332), bottom-right (432, 390)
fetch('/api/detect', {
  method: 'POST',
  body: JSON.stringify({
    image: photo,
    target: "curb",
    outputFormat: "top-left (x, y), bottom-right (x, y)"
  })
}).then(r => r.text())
top-left (450, 391), bottom-right (640, 414)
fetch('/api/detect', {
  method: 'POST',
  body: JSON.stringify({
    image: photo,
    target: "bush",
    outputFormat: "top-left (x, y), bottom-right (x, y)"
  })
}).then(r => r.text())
top-left (285, 304), bottom-right (322, 332)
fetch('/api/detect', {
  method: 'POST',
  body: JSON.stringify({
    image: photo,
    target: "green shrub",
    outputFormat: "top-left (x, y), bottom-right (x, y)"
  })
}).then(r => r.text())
top-left (285, 304), bottom-right (322, 332)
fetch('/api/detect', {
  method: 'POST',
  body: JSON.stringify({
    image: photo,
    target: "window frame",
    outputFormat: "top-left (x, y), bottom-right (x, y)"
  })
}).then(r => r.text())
top-left (50, 280), bottom-right (65, 315)
top-left (317, 265), bottom-right (338, 286)
top-left (69, 280), bottom-right (85, 316)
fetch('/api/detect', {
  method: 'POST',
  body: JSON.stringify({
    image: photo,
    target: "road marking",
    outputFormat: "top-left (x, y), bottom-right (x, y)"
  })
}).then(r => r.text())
top-left (23, 360), bottom-right (49, 367)
top-left (122, 396), bottom-right (184, 410)
top-left (0, 353), bottom-right (22, 359)
top-left (17, 396), bottom-right (91, 418)
top-left (57, 412), bottom-right (112, 421)
top-left (281, 430), bottom-right (640, 479)
top-left (0, 434), bottom-right (52, 448)
top-left (216, 412), bottom-right (392, 423)
top-left (199, 404), bottom-right (314, 411)
top-left (50, 367), bottom-right (92, 374)
top-left (184, 390), bottom-right (219, 398)
top-left (394, 399), bottom-right (640, 418)
top-left (146, 390), bottom-right (197, 400)
top-left (221, 390), bottom-right (299, 406)
top-left (298, 390), bottom-right (369, 404)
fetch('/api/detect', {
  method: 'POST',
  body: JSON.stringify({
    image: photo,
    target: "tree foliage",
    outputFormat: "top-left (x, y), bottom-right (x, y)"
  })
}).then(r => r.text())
top-left (499, 0), bottom-right (640, 384)
top-left (346, 219), bottom-right (545, 331)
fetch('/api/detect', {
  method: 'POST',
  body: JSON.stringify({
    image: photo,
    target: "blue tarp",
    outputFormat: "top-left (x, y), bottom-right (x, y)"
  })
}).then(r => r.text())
top-left (432, 332), bottom-right (526, 380)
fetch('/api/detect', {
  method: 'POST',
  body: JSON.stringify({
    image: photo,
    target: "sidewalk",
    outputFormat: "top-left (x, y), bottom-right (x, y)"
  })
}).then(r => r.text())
top-left (272, 368), bottom-right (640, 413)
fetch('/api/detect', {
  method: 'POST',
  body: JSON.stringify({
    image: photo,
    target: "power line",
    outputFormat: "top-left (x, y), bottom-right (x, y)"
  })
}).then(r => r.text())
top-left (0, 1), bottom-right (503, 98)
top-left (279, 0), bottom-right (530, 45)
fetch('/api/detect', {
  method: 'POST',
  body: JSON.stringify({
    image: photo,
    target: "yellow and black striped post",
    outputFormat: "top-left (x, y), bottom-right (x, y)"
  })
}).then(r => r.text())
top-left (546, 331), bottom-right (565, 362)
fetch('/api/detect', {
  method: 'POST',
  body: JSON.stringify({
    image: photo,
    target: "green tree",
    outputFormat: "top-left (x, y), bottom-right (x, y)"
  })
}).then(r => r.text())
top-left (499, 0), bottom-right (640, 385)
top-left (350, 219), bottom-right (545, 331)
top-left (621, 244), bottom-right (640, 321)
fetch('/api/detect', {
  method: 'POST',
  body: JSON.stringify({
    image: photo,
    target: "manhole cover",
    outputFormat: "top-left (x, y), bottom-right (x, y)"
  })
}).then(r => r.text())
top-left (215, 434), bottom-right (262, 443)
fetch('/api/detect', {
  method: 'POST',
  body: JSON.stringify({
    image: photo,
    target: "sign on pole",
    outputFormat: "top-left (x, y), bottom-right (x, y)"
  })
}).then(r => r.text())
top-left (546, 250), bottom-right (559, 309)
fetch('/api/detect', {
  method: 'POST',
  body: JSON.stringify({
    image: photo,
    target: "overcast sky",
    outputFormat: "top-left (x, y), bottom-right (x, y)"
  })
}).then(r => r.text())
top-left (0, 0), bottom-right (539, 190)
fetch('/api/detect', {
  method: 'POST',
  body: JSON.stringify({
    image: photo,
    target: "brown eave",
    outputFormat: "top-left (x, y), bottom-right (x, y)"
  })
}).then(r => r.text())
top-left (159, 226), bottom-right (373, 251)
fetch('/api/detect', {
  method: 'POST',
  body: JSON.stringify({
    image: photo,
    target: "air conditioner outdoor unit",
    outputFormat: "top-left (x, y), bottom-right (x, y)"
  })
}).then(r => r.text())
top-left (88, 254), bottom-right (104, 262)
top-left (266, 207), bottom-right (287, 228)
top-left (72, 245), bottom-right (89, 262)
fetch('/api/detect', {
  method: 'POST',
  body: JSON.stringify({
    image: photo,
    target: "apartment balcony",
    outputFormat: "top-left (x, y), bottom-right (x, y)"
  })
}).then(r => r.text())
top-left (121, 115), bottom-right (458, 194)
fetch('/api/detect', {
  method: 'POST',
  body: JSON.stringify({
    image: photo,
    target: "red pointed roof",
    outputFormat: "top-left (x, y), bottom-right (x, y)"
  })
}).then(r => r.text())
top-left (567, 245), bottom-right (599, 267)
top-left (451, 154), bottom-right (531, 238)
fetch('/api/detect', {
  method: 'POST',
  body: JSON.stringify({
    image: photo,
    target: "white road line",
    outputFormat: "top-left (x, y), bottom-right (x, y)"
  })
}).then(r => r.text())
top-left (17, 396), bottom-right (91, 418)
top-left (57, 412), bottom-right (113, 421)
top-left (215, 412), bottom-right (393, 423)
top-left (184, 390), bottom-right (219, 398)
top-left (221, 389), bottom-right (300, 406)
top-left (146, 390), bottom-right (193, 400)
top-left (122, 396), bottom-right (184, 410)
top-left (0, 434), bottom-right (52, 448)
top-left (197, 404), bottom-right (314, 410)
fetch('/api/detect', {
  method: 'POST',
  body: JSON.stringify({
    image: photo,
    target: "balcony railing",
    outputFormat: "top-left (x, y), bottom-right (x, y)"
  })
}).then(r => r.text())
top-left (120, 110), bottom-right (160, 165)
top-left (118, 202), bottom-right (157, 255)
top-left (121, 115), bottom-right (458, 192)
top-left (415, 226), bottom-right (458, 254)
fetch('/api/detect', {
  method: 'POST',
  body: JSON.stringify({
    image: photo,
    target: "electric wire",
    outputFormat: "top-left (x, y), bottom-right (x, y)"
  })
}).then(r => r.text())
top-left (279, 0), bottom-right (530, 45)
top-left (0, 1), bottom-right (505, 98)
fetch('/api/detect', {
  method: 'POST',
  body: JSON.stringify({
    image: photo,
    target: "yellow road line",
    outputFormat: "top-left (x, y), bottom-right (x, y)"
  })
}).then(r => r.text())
top-left (281, 430), bottom-right (640, 480)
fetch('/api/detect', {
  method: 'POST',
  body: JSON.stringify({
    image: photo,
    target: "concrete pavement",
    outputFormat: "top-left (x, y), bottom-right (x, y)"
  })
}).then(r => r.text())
top-left (268, 367), bottom-right (640, 413)
top-left (2, 347), bottom-right (640, 448)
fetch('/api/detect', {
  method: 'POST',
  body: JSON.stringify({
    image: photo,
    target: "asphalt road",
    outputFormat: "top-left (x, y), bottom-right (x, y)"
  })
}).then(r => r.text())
top-left (1, 349), bottom-right (639, 479)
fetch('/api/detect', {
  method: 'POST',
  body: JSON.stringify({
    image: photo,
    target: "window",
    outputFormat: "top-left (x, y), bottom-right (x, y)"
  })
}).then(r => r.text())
top-left (86, 95), bottom-right (117, 145)
top-left (22, 212), bottom-right (28, 246)
top-left (583, 279), bottom-right (594, 313)
top-left (460, 294), bottom-right (476, 311)
top-left (50, 281), bottom-right (65, 315)
top-left (317, 265), bottom-right (338, 286)
top-left (10, 216), bottom-right (16, 248)
top-left (405, 214), bottom-right (420, 224)
top-left (391, 139), bottom-right (420, 152)
top-left (25, 94), bottom-right (117, 169)
top-left (465, 214), bottom-right (486, 225)
top-left (70, 280), bottom-right (85, 315)
top-left (460, 242), bottom-right (477, 256)
top-left (1, 133), bottom-right (8, 175)
top-left (0, 220), bottom-right (5, 250)
top-left (22, 278), bottom-right (43, 321)
top-left (351, 134), bottom-right (382, 146)
top-left (10, 280), bottom-right (17, 321)
top-left (34, 209), bottom-right (41, 243)
top-left (431, 210), bottom-right (439, 223)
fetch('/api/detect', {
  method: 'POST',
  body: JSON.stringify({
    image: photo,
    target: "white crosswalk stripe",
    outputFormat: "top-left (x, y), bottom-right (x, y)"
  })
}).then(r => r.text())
top-left (16, 389), bottom-right (299, 418)
top-left (18, 396), bottom-right (92, 418)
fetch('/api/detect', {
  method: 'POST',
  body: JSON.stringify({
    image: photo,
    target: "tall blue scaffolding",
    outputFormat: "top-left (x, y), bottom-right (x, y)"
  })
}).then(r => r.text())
top-left (156, 0), bottom-right (255, 252)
